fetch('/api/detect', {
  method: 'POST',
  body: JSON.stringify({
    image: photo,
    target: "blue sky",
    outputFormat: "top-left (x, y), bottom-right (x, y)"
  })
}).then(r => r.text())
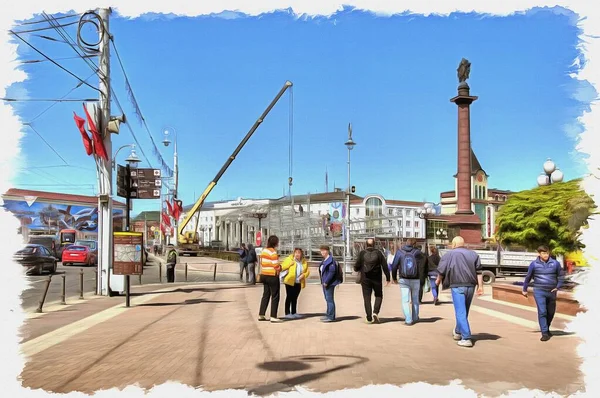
top-left (7, 7), bottom-right (592, 215)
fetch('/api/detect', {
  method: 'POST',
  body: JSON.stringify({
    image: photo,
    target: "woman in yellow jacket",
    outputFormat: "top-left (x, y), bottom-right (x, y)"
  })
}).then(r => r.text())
top-left (280, 248), bottom-right (310, 319)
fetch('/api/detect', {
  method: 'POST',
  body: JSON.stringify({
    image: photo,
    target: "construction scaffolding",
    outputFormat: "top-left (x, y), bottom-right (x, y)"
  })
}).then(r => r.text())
top-left (266, 195), bottom-right (411, 262)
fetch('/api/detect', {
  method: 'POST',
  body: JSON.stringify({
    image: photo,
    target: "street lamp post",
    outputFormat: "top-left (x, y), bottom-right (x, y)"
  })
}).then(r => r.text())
top-left (417, 202), bottom-right (435, 254)
top-left (163, 127), bottom-right (178, 247)
top-left (250, 208), bottom-right (268, 246)
top-left (112, 144), bottom-right (141, 231)
top-left (238, 215), bottom-right (243, 246)
top-left (344, 123), bottom-right (356, 278)
top-left (537, 158), bottom-right (564, 186)
top-left (225, 219), bottom-right (230, 250)
top-left (436, 228), bottom-right (448, 241)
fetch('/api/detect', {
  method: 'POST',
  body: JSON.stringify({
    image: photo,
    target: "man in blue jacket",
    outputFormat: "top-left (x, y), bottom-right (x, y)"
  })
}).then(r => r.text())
top-left (522, 245), bottom-right (563, 342)
top-left (319, 245), bottom-right (340, 322)
top-left (391, 238), bottom-right (426, 326)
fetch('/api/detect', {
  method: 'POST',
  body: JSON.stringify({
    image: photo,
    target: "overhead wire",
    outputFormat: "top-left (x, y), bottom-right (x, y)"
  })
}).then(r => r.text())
top-left (42, 12), bottom-right (155, 168)
top-left (23, 124), bottom-right (69, 165)
top-left (9, 20), bottom-right (79, 34)
top-left (9, 29), bottom-right (99, 92)
top-left (19, 54), bottom-right (95, 64)
top-left (14, 13), bottom-right (80, 26)
top-left (2, 98), bottom-right (99, 102)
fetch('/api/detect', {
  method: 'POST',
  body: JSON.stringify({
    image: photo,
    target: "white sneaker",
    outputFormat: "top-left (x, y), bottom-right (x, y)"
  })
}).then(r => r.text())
top-left (453, 330), bottom-right (461, 341)
top-left (270, 317), bottom-right (283, 323)
top-left (457, 339), bottom-right (473, 348)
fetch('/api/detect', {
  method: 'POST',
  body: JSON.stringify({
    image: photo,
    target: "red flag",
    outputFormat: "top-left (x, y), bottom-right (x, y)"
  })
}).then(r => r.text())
top-left (162, 212), bottom-right (171, 227)
top-left (165, 200), bottom-right (174, 218)
top-left (83, 103), bottom-right (108, 160)
top-left (73, 112), bottom-right (93, 155)
top-left (174, 200), bottom-right (183, 220)
top-left (160, 223), bottom-right (166, 236)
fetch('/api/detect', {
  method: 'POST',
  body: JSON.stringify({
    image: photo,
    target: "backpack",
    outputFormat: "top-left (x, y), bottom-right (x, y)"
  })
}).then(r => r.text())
top-left (334, 259), bottom-right (344, 283)
top-left (399, 249), bottom-right (419, 279)
top-left (362, 249), bottom-right (381, 274)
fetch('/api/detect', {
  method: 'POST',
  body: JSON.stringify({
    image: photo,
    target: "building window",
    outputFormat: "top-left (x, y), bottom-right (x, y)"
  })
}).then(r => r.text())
top-left (366, 197), bottom-right (383, 217)
top-left (405, 231), bottom-right (411, 237)
top-left (388, 208), bottom-right (393, 215)
top-left (414, 231), bottom-right (419, 238)
top-left (405, 220), bottom-right (411, 227)
top-left (414, 221), bottom-right (419, 228)
top-left (355, 208), bottom-right (359, 214)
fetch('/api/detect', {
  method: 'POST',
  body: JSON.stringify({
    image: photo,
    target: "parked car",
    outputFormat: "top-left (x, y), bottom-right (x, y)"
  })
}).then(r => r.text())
top-left (62, 245), bottom-right (96, 266)
top-left (73, 239), bottom-right (98, 265)
top-left (14, 244), bottom-right (58, 275)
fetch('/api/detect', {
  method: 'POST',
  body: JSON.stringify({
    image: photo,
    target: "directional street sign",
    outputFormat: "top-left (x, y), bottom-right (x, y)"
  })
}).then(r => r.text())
top-left (117, 166), bottom-right (162, 200)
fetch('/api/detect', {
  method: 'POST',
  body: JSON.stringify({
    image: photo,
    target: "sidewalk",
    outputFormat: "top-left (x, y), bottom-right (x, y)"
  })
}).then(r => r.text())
top-left (19, 283), bottom-right (583, 396)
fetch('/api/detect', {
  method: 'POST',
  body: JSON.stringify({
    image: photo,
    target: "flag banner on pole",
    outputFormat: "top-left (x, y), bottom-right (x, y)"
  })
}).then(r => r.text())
top-left (73, 112), bottom-right (93, 155)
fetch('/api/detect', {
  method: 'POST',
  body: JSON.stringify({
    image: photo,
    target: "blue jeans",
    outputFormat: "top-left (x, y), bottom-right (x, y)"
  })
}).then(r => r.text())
top-left (451, 286), bottom-right (475, 340)
top-left (428, 274), bottom-right (440, 300)
top-left (533, 288), bottom-right (557, 334)
top-left (399, 278), bottom-right (421, 324)
top-left (323, 285), bottom-right (336, 320)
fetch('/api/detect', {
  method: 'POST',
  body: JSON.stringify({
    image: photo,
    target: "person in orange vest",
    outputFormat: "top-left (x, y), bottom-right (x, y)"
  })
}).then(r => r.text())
top-left (258, 235), bottom-right (283, 323)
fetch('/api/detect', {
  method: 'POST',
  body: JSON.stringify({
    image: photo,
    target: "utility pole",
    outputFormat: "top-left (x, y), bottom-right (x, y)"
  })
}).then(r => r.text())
top-left (97, 7), bottom-right (113, 296)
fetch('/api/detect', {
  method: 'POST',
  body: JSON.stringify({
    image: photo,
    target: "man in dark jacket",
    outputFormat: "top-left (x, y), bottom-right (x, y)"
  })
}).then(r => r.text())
top-left (522, 245), bottom-right (563, 342)
top-left (238, 243), bottom-right (248, 282)
top-left (246, 243), bottom-right (258, 284)
top-left (318, 245), bottom-right (340, 322)
top-left (427, 247), bottom-right (442, 305)
top-left (354, 238), bottom-right (391, 324)
top-left (418, 245), bottom-right (429, 304)
top-left (166, 245), bottom-right (177, 283)
top-left (436, 236), bottom-right (483, 348)
top-left (391, 238), bottom-right (425, 325)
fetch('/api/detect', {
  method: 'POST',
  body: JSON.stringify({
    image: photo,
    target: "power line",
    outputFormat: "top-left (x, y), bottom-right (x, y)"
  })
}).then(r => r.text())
top-left (24, 124), bottom-right (69, 165)
top-left (14, 13), bottom-right (80, 26)
top-left (110, 37), bottom-right (174, 176)
top-left (9, 20), bottom-right (79, 34)
top-left (9, 29), bottom-right (99, 92)
top-left (2, 98), bottom-right (98, 102)
top-left (19, 54), bottom-right (95, 64)
top-left (43, 14), bottom-right (158, 171)
top-left (27, 71), bottom-right (96, 124)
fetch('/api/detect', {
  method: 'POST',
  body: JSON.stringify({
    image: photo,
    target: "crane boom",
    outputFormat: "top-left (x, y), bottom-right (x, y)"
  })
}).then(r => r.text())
top-left (179, 80), bottom-right (293, 235)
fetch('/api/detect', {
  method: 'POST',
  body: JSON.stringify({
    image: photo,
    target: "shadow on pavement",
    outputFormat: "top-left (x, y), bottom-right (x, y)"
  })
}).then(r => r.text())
top-left (529, 330), bottom-right (576, 337)
top-left (380, 317), bottom-right (405, 324)
top-left (258, 360), bottom-right (312, 372)
top-left (135, 299), bottom-right (231, 307)
top-left (333, 315), bottom-right (361, 322)
top-left (130, 285), bottom-right (249, 297)
top-left (248, 354), bottom-right (368, 396)
top-left (417, 316), bottom-right (443, 323)
top-left (472, 333), bottom-right (502, 345)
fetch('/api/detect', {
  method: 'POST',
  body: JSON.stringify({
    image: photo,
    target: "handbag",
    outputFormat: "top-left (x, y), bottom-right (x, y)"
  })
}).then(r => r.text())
top-left (424, 277), bottom-right (431, 293)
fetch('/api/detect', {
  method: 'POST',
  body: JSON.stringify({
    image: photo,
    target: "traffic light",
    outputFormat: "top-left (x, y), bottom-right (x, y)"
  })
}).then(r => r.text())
top-left (351, 185), bottom-right (356, 193)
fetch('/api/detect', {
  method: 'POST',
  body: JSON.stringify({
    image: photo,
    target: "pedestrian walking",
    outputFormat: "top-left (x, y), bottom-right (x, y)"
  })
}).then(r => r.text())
top-left (427, 247), bottom-right (441, 305)
top-left (522, 245), bottom-right (563, 342)
top-left (258, 235), bottom-right (283, 323)
top-left (166, 245), bottom-right (177, 283)
top-left (354, 238), bottom-right (392, 324)
top-left (391, 238), bottom-right (425, 325)
top-left (436, 236), bottom-right (484, 348)
top-left (238, 243), bottom-right (249, 282)
top-left (418, 245), bottom-right (429, 304)
top-left (280, 248), bottom-right (310, 319)
top-left (318, 245), bottom-right (340, 322)
top-left (246, 243), bottom-right (258, 284)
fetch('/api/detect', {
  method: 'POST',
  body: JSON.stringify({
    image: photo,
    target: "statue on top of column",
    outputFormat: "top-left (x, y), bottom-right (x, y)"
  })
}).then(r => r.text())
top-left (457, 58), bottom-right (471, 83)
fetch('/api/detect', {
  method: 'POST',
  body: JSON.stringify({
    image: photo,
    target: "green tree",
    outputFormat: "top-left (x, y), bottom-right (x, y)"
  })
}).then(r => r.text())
top-left (495, 178), bottom-right (597, 255)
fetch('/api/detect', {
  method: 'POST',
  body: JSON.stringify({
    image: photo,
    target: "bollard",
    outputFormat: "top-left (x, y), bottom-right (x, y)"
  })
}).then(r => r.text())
top-left (79, 268), bottom-right (84, 300)
top-left (125, 275), bottom-right (131, 308)
top-left (213, 262), bottom-right (218, 281)
top-left (94, 269), bottom-right (98, 295)
top-left (138, 273), bottom-right (142, 285)
top-left (60, 274), bottom-right (66, 305)
top-left (36, 275), bottom-right (52, 313)
top-left (185, 263), bottom-right (188, 282)
top-left (159, 262), bottom-right (162, 283)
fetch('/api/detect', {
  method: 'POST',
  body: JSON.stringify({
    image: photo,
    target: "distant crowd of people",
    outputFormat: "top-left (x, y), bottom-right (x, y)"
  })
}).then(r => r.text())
top-left (237, 234), bottom-right (563, 347)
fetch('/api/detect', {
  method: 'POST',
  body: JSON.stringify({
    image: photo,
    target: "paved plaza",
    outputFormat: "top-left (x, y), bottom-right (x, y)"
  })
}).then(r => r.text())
top-left (19, 280), bottom-right (583, 396)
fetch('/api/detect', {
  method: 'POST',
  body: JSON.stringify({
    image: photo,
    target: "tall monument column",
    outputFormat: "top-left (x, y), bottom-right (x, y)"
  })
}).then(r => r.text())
top-left (448, 58), bottom-right (482, 245)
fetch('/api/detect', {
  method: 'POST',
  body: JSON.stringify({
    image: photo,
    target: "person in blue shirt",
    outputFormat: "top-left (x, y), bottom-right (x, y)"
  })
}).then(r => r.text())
top-left (522, 245), bottom-right (564, 342)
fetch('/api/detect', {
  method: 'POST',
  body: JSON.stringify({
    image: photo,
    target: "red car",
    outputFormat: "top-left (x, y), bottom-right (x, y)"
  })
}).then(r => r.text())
top-left (61, 245), bottom-right (96, 266)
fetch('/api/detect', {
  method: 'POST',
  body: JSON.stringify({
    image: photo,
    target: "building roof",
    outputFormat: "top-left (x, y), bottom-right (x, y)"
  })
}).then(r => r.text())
top-left (453, 148), bottom-right (489, 178)
top-left (273, 192), bottom-right (362, 205)
top-left (133, 211), bottom-right (160, 222)
top-left (3, 188), bottom-right (126, 207)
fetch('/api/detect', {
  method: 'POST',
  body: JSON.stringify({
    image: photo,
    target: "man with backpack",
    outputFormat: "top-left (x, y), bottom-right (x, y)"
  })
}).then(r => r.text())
top-left (354, 238), bottom-right (391, 324)
top-left (238, 243), bottom-right (249, 282)
top-left (391, 238), bottom-right (425, 325)
top-left (318, 245), bottom-right (342, 322)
